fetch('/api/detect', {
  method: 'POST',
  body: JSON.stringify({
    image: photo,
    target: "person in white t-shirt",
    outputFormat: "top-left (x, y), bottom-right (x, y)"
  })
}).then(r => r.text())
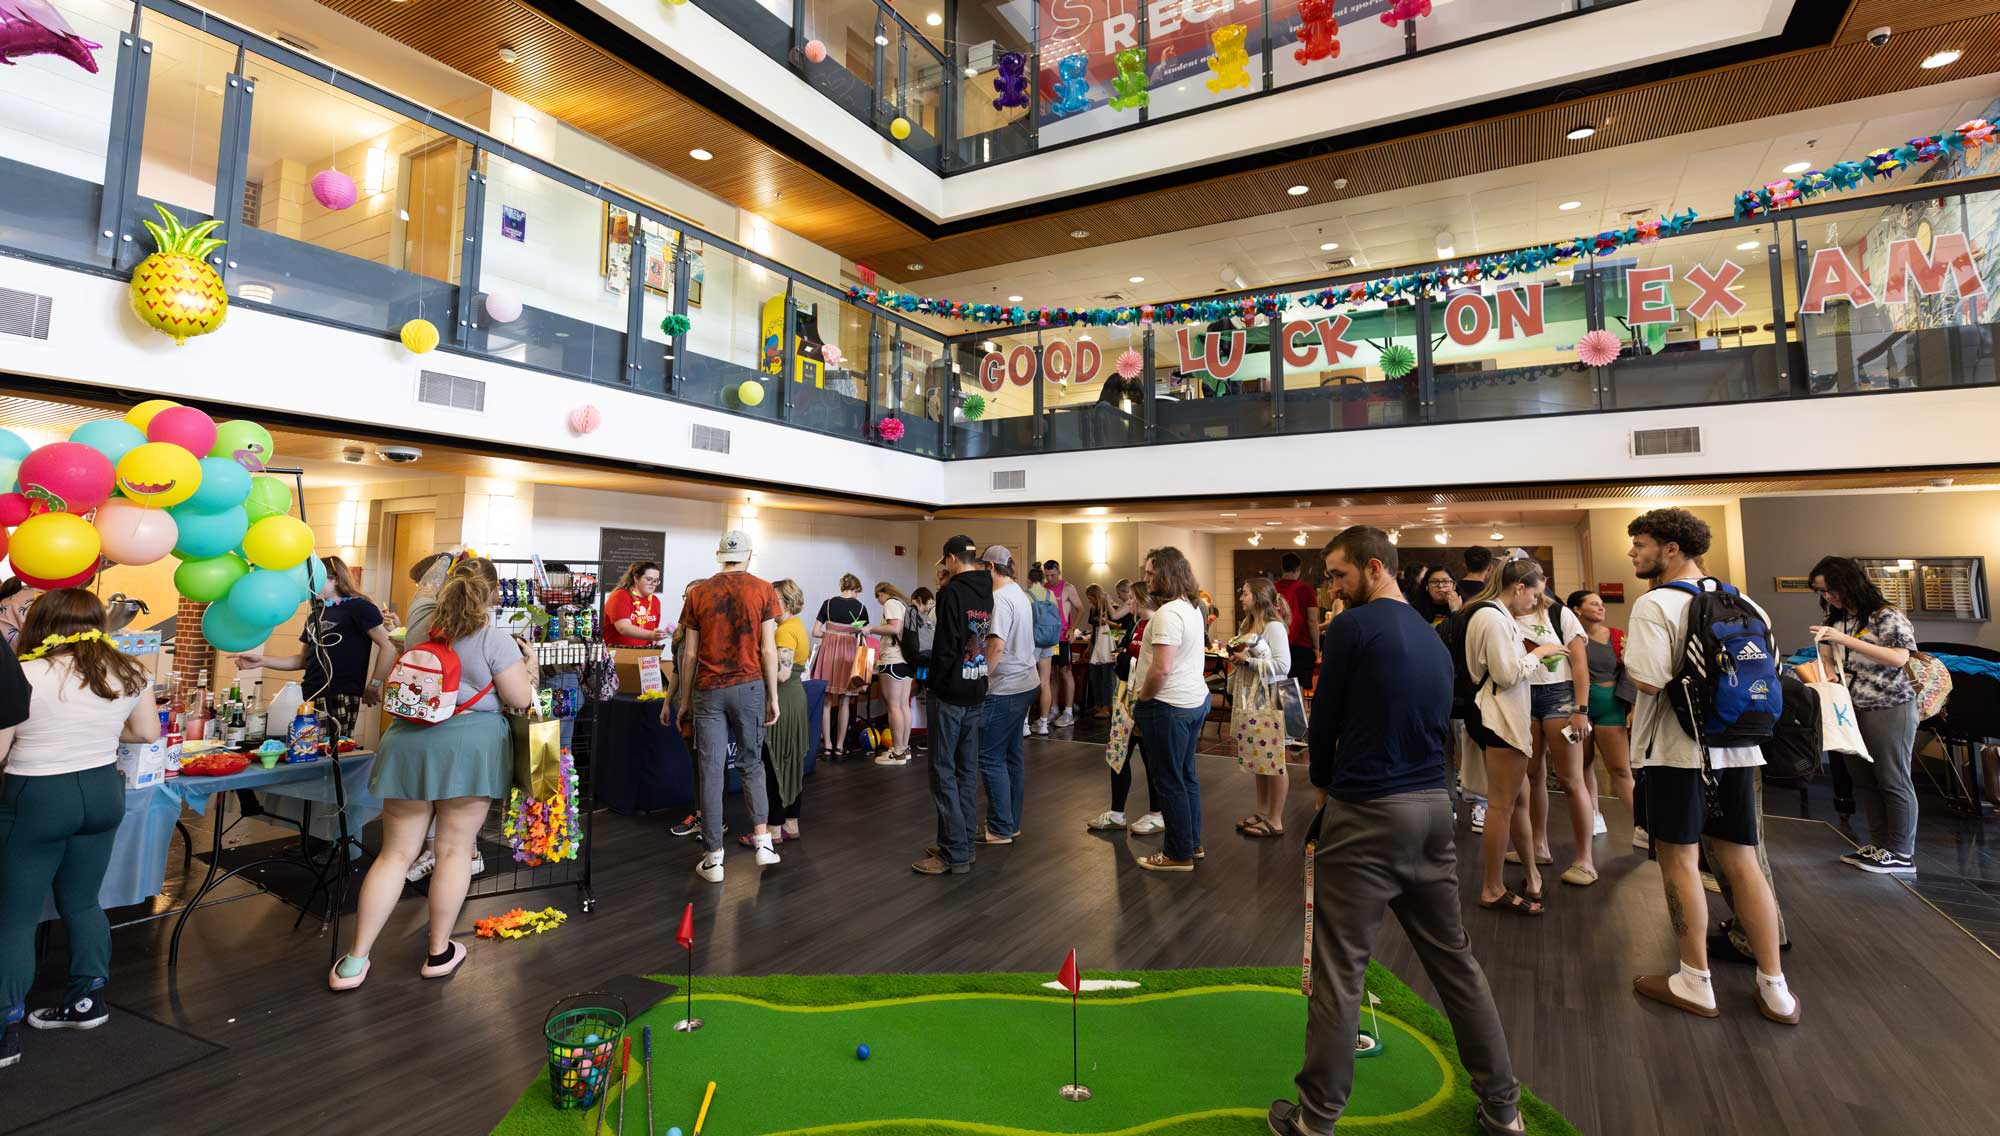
top-left (1132, 547), bottom-right (1210, 872)
top-left (867, 582), bottom-right (915, 764)
top-left (976, 546), bottom-right (1041, 841)
top-left (1515, 591), bottom-right (1598, 887)
top-left (1623, 508), bottom-right (1797, 1026)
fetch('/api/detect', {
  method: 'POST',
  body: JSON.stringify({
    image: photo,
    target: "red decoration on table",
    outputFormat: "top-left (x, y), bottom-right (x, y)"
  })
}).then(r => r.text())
top-left (177, 753), bottom-right (250, 777)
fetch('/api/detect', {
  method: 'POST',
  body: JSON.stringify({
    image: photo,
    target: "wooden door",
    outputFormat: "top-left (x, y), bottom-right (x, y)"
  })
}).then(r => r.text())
top-left (401, 142), bottom-right (463, 283)
top-left (388, 511), bottom-right (436, 628)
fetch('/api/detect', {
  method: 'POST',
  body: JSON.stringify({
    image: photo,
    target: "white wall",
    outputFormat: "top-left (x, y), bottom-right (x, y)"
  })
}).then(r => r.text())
top-left (0, 0), bottom-right (126, 182)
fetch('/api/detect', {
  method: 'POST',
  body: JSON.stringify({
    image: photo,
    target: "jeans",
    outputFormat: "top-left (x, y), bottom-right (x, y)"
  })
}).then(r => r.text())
top-left (979, 689), bottom-right (1036, 837)
top-left (694, 679), bottom-right (770, 852)
top-left (1136, 699), bottom-right (1207, 860)
top-left (928, 696), bottom-right (982, 866)
top-left (1, 766), bottom-right (123, 1009)
top-left (1847, 699), bottom-right (1920, 857)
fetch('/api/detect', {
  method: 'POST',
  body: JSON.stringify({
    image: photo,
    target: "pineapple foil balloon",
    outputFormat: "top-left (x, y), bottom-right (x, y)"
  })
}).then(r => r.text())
top-left (129, 204), bottom-right (228, 345)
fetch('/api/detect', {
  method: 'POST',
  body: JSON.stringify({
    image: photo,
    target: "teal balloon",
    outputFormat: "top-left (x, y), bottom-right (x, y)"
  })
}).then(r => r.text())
top-left (284, 556), bottom-right (329, 596)
top-left (226, 569), bottom-right (306, 627)
top-left (202, 601), bottom-right (273, 654)
top-left (0, 428), bottom-right (28, 464)
top-left (174, 553), bottom-right (247, 603)
top-left (69, 419), bottom-right (146, 466)
top-left (183, 457), bottom-right (251, 513)
top-left (170, 504), bottom-right (249, 560)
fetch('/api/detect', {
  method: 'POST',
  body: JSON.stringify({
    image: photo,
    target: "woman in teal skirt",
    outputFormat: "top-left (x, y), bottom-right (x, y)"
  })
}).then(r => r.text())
top-left (331, 558), bottom-right (534, 990)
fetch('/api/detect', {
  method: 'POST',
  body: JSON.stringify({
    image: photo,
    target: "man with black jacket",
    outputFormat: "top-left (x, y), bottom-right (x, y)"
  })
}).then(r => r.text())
top-left (913, 536), bottom-right (992, 875)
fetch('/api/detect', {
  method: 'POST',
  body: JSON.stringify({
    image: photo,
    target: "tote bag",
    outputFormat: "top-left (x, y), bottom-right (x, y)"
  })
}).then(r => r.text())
top-left (510, 710), bottom-right (566, 801)
top-left (1810, 634), bottom-right (1872, 762)
top-left (1230, 668), bottom-right (1287, 776)
top-left (1105, 679), bottom-right (1137, 774)
top-left (1276, 678), bottom-right (1309, 744)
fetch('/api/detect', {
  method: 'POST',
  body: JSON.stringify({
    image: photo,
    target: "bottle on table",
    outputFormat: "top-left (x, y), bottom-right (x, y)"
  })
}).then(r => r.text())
top-left (224, 701), bottom-right (247, 748)
top-left (245, 678), bottom-right (268, 744)
top-left (288, 699), bottom-right (320, 763)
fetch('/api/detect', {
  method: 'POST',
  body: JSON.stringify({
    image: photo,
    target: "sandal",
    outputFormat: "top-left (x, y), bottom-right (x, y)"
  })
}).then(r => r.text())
top-left (1503, 850), bottom-right (1555, 866)
top-left (1240, 817), bottom-right (1283, 838)
top-left (737, 830), bottom-right (786, 847)
top-left (1478, 890), bottom-right (1544, 917)
top-left (1561, 863), bottom-right (1599, 887)
top-left (1235, 814), bottom-right (1263, 831)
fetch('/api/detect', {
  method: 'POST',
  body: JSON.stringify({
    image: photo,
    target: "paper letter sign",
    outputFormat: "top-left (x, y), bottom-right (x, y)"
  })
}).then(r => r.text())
top-left (1007, 344), bottom-right (1036, 385)
top-left (1280, 321), bottom-right (1315, 367)
top-left (1684, 260), bottom-right (1747, 321)
top-left (1178, 326), bottom-right (1247, 380)
top-left (1075, 337), bottom-right (1102, 384)
top-left (1496, 284), bottom-right (1544, 340)
top-left (979, 352), bottom-right (1005, 391)
top-left (1799, 247), bottom-right (1875, 314)
top-left (1626, 266), bottom-right (1676, 325)
top-left (1043, 339), bottom-right (1072, 384)
top-left (1316, 316), bottom-right (1357, 365)
top-left (1883, 234), bottom-right (1987, 306)
top-left (1443, 293), bottom-right (1490, 346)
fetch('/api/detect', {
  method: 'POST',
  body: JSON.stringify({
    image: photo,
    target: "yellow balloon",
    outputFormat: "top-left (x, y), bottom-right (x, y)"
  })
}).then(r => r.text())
top-left (9, 511), bottom-right (101, 581)
top-left (890, 117), bottom-right (912, 141)
top-left (737, 380), bottom-right (765, 407)
top-left (114, 441), bottom-right (203, 508)
top-left (125, 399), bottom-right (181, 432)
top-left (242, 514), bottom-right (314, 571)
top-left (401, 318), bottom-right (440, 354)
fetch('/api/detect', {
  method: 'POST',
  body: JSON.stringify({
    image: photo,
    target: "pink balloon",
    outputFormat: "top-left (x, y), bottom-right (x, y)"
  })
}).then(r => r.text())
top-left (0, 491), bottom-right (27, 527)
top-left (94, 500), bottom-right (179, 565)
top-left (147, 405), bottom-right (218, 457)
top-left (17, 442), bottom-right (114, 514)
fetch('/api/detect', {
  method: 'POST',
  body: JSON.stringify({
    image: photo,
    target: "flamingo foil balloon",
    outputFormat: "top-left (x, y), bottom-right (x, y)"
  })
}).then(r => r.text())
top-left (0, 1), bottom-right (102, 73)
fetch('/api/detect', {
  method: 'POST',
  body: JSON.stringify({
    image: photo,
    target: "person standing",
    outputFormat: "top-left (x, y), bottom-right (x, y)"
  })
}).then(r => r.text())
top-left (1132, 547), bottom-right (1210, 872)
top-left (1808, 555), bottom-right (1922, 876)
top-left (812, 574), bottom-right (868, 760)
top-left (1465, 559), bottom-right (1568, 915)
top-left (1087, 582), bottom-right (1163, 835)
top-left (976, 546), bottom-right (1038, 844)
top-left (1274, 553), bottom-right (1322, 688)
top-left (755, 579), bottom-right (811, 844)
top-left (1268, 527), bottom-right (1523, 1136)
top-left (914, 536), bottom-right (992, 875)
top-left (1229, 577), bottom-right (1293, 838)
top-left (1027, 567), bottom-right (1058, 736)
top-left (1457, 546), bottom-right (1494, 603)
top-left (1044, 560), bottom-right (1084, 726)
top-left (0, 580), bottom-right (42, 651)
top-left (1624, 509), bottom-right (1797, 1025)
top-left (233, 555), bottom-right (397, 748)
top-left (1415, 566), bottom-right (1462, 627)
top-left (603, 561), bottom-right (669, 647)
top-left (0, 591), bottom-right (155, 1060)
top-left (1082, 584), bottom-right (1118, 718)
top-left (677, 530), bottom-right (784, 884)
top-left (1568, 590), bottom-right (1641, 848)
top-left (1516, 587), bottom-right (1596, 887)
top-left (868, 583), bottom-right (915, 764)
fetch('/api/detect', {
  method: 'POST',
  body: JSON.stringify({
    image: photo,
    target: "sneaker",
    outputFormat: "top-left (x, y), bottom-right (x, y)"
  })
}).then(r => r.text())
top-left (405, 849), bottom-right (436, 882)
top-left (469, 853), bottom-right (486, 877)
top-left (1469, 802), bottom-right (1487, 833)
top-left (1032, 718), bottom-right (1050, 736)
top-left (1593, 812), bottom-right (1609, 837)
top-left (1135, 851), bottom-right (1194, 872)
top-left (1056, 708), bottom-right (1075, 727)
top-left (27, 994), bottom-right (109, 1031)
top-left (873, 750), bottom-right (910, 766)
top-left (1128, 812), bottom-right (1165, 835)
top-left (671, 814), bottom-right (703, 838)
top-left (0, 1019), bottom-right (20, 1069)
top-left (754, 839), bottom-right (781, 867)
top-left (1839, 844), bottom-right (1880, 867)
top-left (1192, 845), bottom-right (1206, 860)
top-left (1632, 825), bottom-right (1651, 849)
top-left (912, 854), bottom-right (970, 875)
top-left (1022, 718), bottom-right (1031, 738)
top-left (1086, 810), bottom-right (1128, 831)
top-left (1854, 847), bottom-right (1917, 875)
top-left (696, 852), bottom-right (724, 883)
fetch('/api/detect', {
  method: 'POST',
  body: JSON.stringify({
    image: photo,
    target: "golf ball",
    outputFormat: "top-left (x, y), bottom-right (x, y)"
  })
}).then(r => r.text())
top-left (584, 1033), bottom-right (600, 1044)
top-left (857, 1044), bottom-right (871, 1060)
top-left (669, 1129), bottom-right (683, 1136)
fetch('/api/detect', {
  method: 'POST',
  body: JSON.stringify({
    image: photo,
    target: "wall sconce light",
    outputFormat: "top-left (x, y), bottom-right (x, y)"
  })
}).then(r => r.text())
top-left (334, 498), bottom-right (359, 548)
top-left (1434, 530), bottom-right (1450, 544)
top-left (364, 146), bottom-right (387, 195)
top-left (1386, 531), bottom-right (1400, 545)
top-left (1293, 530), bottom-right (1309, 546)
top-left (1089, 527), bottom-right (1108, 569)
top-left (1248, 531), bottom-right (1262, 546)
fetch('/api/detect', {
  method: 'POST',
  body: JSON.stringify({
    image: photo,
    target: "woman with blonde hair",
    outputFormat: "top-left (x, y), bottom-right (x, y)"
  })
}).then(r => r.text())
top-left (1083, 583), bottom-right (1118, 718)
top-left (0, 590), bottom-right (157, 1052)
top-left (1229, 577), bottom-right (1293, 837)
top-left (812, 573), bottom-right (868, 760)
top-left (749, 579), bottom-right (810, 842)
top-left (868, 581), bottom-right (915, 764)
top-left (332, 557), bottom-right (535, 990)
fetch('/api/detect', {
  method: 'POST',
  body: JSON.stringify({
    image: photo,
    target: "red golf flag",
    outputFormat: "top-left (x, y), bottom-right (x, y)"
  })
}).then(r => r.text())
top-left (1056, 948), bottom-right (1080, 994)
top-left (675, 902), bottom-right (695, 951)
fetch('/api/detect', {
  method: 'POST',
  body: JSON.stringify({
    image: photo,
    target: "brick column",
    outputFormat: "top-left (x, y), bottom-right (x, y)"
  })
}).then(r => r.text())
top-left (173, 597), bottom-right (213, 702)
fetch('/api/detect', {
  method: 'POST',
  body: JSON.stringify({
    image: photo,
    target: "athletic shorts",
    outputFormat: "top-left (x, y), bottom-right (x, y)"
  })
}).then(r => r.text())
top-left (1529, 683), bottom-right (1575, 720)
top-left (1587, 684), bottom-right (1630, 727)
top-left (1054, 641), bottom-right (1072, 665)
top-left (877, 662), bottom-right (914, 681)
top-left (1636, 765), bottom-right (1760, 847)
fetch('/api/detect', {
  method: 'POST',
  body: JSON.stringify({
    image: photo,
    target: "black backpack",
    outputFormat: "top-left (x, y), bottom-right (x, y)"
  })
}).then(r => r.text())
top-left (1663, 579), bottom-right (1782, 747)
top-left (1760, 671), bottom-right (1822, 784)
top-left (1440, 601), bottom-right (1505, 723)
top-left (899, 606), bottom-right (925, 670)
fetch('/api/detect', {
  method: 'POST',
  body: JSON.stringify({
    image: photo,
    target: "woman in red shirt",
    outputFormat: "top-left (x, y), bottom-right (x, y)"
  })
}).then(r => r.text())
top-left (604, 561), bottom-right (667, 647)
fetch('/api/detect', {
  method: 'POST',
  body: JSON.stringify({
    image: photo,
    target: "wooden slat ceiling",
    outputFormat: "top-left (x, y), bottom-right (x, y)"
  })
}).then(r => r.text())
top-left (315, 0), bottom-right (1999, 280)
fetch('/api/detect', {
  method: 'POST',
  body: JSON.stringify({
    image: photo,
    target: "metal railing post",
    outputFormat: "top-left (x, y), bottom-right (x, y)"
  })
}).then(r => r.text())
top-left (453, 149), bottom-right (487, 348)
top-left (208, 54), bottom-right (254, 291)
top-left (98, 31), bottom-right (153, 266)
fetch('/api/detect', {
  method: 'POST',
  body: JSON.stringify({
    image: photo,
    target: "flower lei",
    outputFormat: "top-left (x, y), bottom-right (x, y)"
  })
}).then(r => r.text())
top-left (475, 906), bottom-right (568, 939)
top-left (16, 629), bottom-right (106, 662)
top-left (502, 746), bottom-right (582, 866)
top-left (636, 689), bottom-right (669, 701)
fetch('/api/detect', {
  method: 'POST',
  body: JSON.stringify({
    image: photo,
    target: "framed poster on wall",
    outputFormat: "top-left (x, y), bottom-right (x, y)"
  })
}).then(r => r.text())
top-left (601, 203), bottom-right (703, 306)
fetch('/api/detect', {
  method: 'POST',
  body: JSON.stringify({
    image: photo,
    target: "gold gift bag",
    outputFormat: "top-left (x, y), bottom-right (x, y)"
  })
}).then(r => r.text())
top-left (510, 711), bottom-right (565, 802)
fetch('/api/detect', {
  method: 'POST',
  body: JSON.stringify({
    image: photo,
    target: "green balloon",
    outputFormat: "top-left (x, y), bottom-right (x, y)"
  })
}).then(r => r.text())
top-left (211, 420), bottom-right (275, 472)
top-left (243, 475), bottom-right (294, 523)
top-left (174, 553), bottom-right (249, 604)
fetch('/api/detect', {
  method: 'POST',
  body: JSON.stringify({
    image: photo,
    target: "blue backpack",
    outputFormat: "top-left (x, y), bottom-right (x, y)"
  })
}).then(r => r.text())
top-left (1664, 579), bottom-right (1781, 747)
top-left (1030, 588), bottom-right (1062, 649)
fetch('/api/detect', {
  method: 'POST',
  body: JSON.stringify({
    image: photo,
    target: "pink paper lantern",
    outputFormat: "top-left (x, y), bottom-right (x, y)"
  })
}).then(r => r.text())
top-left (310, 169), bottom-right (358, 211)
top-left (568, 405), bottom-right (602, 434)
top-left (875, 416), bottom-right (905, 443)
top-left (821, 344), bottom-right (845, 369)
top-left (484, 290), bottom-right (523, 324)
top-left (804, 39), bottom-right (827, 63)
top-left (1575, 329), bottom-right (1623, 368)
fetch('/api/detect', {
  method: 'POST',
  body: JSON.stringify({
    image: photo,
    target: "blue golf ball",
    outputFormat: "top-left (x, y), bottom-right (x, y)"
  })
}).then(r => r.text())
top-left (856, 1043), bottom-right (871, 1060)
top-left (668, 1128), bottom-right (683, 1136)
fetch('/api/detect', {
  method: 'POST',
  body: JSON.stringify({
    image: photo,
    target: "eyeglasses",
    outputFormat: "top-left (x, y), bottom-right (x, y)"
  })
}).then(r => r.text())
top-left (641, 574), bottom-right (661, 584)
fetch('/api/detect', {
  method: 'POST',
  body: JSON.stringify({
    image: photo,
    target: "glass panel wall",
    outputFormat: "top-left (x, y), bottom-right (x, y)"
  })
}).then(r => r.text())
top-left (123, 17), bottom-right (234, 272)
top-left (613, 208), bottom-right (683, 397)
top-left (1599, 223), bottom-right (1787, 409)
top-left (895, 326), bottom-right (949, 456)
top-left (1416, 0), bottom-right (1604, 52)
top-left (890, 23), bottom-right (948, 169)
top-left (1429, 265), bottom-right (1596, 421)
top-left (801, 0), bottom-right (891, 125)
top-left (786, 281), bottom-right (871, 437)
top-left (1040, 327), bottom-right (1143, 451)
top-left (0, 0), bottom-right (131, 267)
top-left (1153, 318), bottom-right (1275, 441)
top-left (232, 54), bottom-right (466, 334)
top-left (1268, 0), bottom-right (1405, 91)
top-left (1277, 298), bottom-right (1420, 434)
top-left (952, 328), bottom-right (1042, 457)
top-left (470, 152), bottom-right (626, 385)
top-left (678, 240), bottom-right (780, 420)
top-left (951, 0), bottom-right (1034, 170)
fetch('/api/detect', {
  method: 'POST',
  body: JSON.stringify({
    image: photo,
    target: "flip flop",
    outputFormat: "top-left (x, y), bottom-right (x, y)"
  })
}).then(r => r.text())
top-left (1478, 891), bottom-right (1544, 917)
top-left (1754, 990), bottom-right (1802, 1026)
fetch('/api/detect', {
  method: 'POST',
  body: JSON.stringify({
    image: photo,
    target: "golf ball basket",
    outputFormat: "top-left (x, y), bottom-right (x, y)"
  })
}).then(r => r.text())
top-left (543, 991), bottom-right (629, 1109)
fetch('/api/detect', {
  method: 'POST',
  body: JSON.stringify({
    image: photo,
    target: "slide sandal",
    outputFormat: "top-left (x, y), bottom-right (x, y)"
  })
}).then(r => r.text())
top-left (1479, 891), bottom-right (1544, 917)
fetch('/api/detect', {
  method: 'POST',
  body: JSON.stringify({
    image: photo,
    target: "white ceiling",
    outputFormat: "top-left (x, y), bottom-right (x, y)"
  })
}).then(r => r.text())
top-left (917, 74), bottom-right (2000, 315)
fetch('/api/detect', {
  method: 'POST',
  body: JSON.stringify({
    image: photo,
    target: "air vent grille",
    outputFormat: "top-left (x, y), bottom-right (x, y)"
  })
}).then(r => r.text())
top-left (992, 469), bottom-right (1026, 491)
top-left (416, 370), bottom-right (486, 412)
top-left (0, 287), bottom-right (52, 340)
top-left (1630, 426), bottom-right (1702, 457)
top-left (692, 423), bottom-right (731, 454)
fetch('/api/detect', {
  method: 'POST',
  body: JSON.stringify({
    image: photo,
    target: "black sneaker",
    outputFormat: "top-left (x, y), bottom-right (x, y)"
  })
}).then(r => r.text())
top-left (670, 814), bottom-right (702, 838)
top-left (27, 993), bottom-right (109, 1031)
top-left (1, 1019), bottom-right (20, 1068)
top-left (1854, 847), bottom-right (1917, 876)
top-left (1838, 844), bottom-right (1878, 867)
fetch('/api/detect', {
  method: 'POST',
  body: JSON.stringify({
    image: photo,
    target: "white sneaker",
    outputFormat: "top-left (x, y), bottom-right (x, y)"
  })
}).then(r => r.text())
top-left (1033, 718), bottom-right (1049, 736)
top-left (406, 849), bottom-right (436, 882)
top-left (1592, 812), bottom-right (1609, 837)
top-left (470, 853), bottom-right (486, 877)
top-left (873, 750), bottom-right (910, 766)
top-left (1469, 802), bottom-right (1487, 833)
top-left (1632, 825), bottom-right (1651, 849)
top-left (1056, 708), bottom-right (1075, 727)
top-left (1127, 812), bottom-right (1165, 835)
top-left (1086, 810), bottom-right (1128, 831)
top-left (753, 837), bottom-right (781, 867)
top-left (696, 852), bottom-right (724, 883)
top-left (1022, 717), bottom-right (1031, 738)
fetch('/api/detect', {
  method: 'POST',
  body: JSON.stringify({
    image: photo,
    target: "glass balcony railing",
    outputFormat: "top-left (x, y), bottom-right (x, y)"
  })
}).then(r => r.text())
top-left (694, 0), bottom-right (1630, 175)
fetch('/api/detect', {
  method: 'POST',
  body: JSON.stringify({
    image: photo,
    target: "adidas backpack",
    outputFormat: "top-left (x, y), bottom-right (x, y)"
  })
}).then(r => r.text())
top-left (382, 635), bottom-right (495, 724)
top-left (1663, 579), bottom-right (1781, 747)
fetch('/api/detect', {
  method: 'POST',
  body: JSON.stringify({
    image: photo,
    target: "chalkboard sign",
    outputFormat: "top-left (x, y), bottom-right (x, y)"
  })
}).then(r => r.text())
top-left (598, 527), bottom-right (666, 593)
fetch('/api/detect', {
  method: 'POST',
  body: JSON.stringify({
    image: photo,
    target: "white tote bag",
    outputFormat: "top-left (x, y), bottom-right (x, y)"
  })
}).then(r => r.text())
top-left (1809, 633), bottom-right (1872, 762)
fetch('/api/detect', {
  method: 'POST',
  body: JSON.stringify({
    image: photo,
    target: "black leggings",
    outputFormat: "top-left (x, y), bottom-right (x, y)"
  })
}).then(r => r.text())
top-left (1110, 734), bottom-right (1154, 814)
top-left (763, 747), bottom-right (801, 821)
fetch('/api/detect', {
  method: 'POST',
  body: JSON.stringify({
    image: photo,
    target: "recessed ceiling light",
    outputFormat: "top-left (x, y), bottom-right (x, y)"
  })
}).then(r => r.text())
top-left (907, 262), bottom-right (924, 271)
top-left (875, 33), bottom-right (889, 46)
top-left (1070, 229), bottom-right (1089, 238)
top-left (1490, 531), bottom-right (1505, 541)
top-left (1128, 275), bottom-right (1145, 284)
top-left (1782, 161), bottom-right (1811, 174)
top-left (1265, 520), bottom-right (1282, 526)
top-left (1084, 506), bottom-right (1108, 515)
top-left (1319, 242), bottom-right (1339, 251)
top-left (1006, 294), bottom-right (1023, 302)
top-left (1218, 512), bottom-right (1238, 517)
top-left (1728, 284), bottom-right (1745, 292)
top-left (1287, 185), bottom-right (1310, 196)
top-left (1921, 49), bottom-right (1961, 69)
top-left (497, 46), bottom-right (519, 64)
top-left (926, 12), bottom-right (942, 26)
top-left (1736, 240), bottom-right (1760, 250)
top-left (1565, 125), bottom-right (1596, 141)
top-left (1425, 505), bottom-right (1448, 511)
top-left (1077, 332), bottom-right (1091, 341)
top-left (688, 147), bottom-right (713, 161)
top-left (1558, 200), bottom-right (1582, 211)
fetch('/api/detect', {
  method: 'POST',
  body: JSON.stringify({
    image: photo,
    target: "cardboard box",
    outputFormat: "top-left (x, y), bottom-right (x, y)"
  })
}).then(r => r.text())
top-left (117, 739), bottom-right (167, 789)
top-left (613, 647), bottom-right (671, 695)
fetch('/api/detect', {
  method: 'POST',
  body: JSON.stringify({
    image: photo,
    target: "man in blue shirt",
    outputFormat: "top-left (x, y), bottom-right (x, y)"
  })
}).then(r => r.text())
top-left (1269, 526), bottom-right (1523, 1136)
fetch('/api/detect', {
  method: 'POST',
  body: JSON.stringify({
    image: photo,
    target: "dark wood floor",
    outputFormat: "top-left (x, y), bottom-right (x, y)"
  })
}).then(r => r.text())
top-left (14, 729), bottom-right (2000, 1136)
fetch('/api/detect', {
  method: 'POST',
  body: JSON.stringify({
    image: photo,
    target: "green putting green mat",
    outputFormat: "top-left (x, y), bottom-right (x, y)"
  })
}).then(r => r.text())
top-left (494, 966), bottom-right (1578, 1136)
